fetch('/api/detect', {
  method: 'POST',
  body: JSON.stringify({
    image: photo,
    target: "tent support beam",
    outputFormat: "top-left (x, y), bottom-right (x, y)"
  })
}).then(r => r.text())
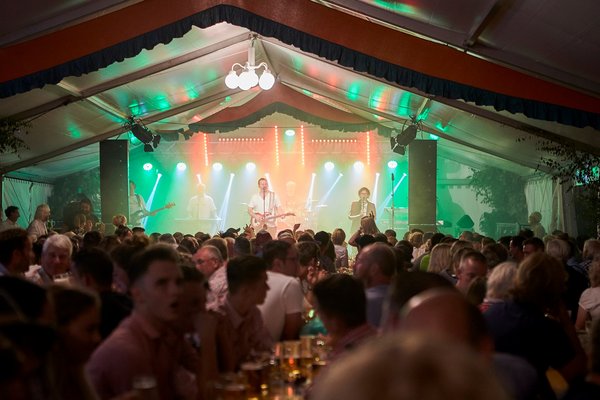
top-left (268, 36), bottom-right (597, 155)
top-left (0, 88), bottom-right (237, 174)
top-left (282, 81), bottom-right (546, 172)
top-left (11, 32), bottom-right (250, 122)
top-left (430, 95), bottom-right (600, 157)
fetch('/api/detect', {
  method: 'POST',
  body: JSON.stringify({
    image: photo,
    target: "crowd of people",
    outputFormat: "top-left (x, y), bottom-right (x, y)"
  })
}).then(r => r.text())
top-left (1, 198), bottom-right (600, 400)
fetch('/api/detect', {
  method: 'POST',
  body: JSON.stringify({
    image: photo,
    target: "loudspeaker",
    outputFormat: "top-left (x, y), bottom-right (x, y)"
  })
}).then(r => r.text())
top-left (456, 214), bottom-right (475, 229)
top-left (99, 140), bottom-right (129, 229)
top-left (408, 140), bottom-right (437, 231)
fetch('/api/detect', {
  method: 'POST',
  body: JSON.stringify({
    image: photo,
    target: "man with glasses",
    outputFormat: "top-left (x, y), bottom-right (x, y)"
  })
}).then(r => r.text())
top-left (258, 240), bottom-right (304, 341)
top-left (193, 244), bottom-right (226, 309)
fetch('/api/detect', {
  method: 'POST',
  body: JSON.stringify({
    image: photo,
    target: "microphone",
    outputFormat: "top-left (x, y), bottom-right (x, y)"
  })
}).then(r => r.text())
top-left (391, 173), bottom-right (395, 181)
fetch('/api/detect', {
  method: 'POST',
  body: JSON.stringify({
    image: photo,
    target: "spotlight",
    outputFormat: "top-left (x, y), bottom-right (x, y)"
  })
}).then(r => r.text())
top-left (285, 129), bottom-right (296, 137)
top-left (176, 162), bottom-right (187, 171)
top-left (131, 123), bottom-right (153, 144)
top-left (324, 161), bottom-right (335, 171)
top-left (143, 163), bottom-right (153, 171)
top-left (390, 124), bottom-right (418, 155)
top-left (396, 125), bottom-right (418, 146)
top-left (128, 117), bottom-right (162, 152)
top-left (246, 162), bottom-right (256, 171)
top-left (213, 162), bottom-right (223, 171)
top-left (152, 134), bottom-right (161, 149)
top-left (387, 160), bottom-right (398, 169)
top-left (353, 161), bottom-right (364, 172)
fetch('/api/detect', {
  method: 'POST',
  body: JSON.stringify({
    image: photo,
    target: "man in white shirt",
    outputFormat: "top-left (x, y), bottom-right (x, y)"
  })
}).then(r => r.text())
top-left (187, 183), bottom-right (217, 219)
top-left (27, 204), bottom-right (50, 241)
top-left (27, 233), bottom-right (72, 284)
top-left (0, 206), bottom-right (20, 232)
top-left (248, 178), bottom-right (283, 238)
top-left (129, 180), bottom-right (150, 227)
top-left (258, 240), bottom-right (304, 341)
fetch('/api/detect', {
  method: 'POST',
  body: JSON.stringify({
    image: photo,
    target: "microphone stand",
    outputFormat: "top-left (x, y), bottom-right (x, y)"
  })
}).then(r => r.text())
top-left (391, 173), bottom-right (395, 231)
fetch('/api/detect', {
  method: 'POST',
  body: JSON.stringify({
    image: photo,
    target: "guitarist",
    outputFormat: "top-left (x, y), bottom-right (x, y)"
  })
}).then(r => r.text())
top-left (248, 177), bottom-right (283, 237)
top-left (129, 180), bottom-right (175, 228)
top-left (129, 180), bottom-right (152, 227)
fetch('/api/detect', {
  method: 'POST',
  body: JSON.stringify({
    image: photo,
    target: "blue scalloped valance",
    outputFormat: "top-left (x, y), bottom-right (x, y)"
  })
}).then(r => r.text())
top-left (1, 5), bottom-right (598, 129)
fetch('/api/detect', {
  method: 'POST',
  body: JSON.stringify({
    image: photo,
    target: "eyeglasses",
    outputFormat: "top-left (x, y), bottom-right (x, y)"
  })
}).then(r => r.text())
top-left (195, 258), bottom-right (217, 265)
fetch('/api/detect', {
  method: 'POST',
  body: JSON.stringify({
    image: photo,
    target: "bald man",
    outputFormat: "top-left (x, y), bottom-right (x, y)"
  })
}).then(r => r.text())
top-left (353, 243), bottom-right (396, 327)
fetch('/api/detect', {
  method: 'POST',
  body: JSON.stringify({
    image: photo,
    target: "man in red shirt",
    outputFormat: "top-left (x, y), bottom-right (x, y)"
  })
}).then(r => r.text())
top-left (87, 245), bottom-right (198, 400)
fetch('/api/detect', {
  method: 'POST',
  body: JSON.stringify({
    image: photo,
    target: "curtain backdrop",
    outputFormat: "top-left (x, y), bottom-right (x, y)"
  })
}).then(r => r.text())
top-left (2, 177), bottom-right (53, 228)
top-left (551, 181), bottom-right (578, 237)
top-left (525, 176), bottom-right (554, 234)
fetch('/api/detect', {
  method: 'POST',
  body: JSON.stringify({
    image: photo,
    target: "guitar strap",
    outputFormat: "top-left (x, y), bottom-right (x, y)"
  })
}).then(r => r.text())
top-left (135, 193), bottom-right (143, 209)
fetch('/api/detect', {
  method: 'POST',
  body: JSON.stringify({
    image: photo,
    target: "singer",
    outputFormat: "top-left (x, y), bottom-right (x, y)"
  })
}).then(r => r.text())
top-left (248, 177), bottom-right (283, 237)
top-left (348, 187), bottom-right (376, 233)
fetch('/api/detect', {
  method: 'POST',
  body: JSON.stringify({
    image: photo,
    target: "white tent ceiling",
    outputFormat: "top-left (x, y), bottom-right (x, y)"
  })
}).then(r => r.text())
top-left (0, 0), bottom-right (598, 181)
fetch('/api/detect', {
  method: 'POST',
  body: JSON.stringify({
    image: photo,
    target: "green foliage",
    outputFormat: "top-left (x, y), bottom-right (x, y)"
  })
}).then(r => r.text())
top-left (469, 167), bottom-right (528, 237)
top-left (535, 138), bottom-right (600, 236)
top-left (47, 168), bottom-right (101, 222)
top-left (0, 118), bottom-right (30, 154)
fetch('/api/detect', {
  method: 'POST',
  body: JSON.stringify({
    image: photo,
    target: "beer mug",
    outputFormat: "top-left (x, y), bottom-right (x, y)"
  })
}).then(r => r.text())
top-left (240, 361), bottom-right (268, 397)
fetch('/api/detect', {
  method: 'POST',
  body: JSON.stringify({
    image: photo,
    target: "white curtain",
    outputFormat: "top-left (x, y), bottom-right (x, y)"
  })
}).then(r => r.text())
top-left (524, 176), bottom-right (554, 233)
top-left (1, 177), bottom-right (53, 228)
top-left (551, 180), bottom-right (578, 237)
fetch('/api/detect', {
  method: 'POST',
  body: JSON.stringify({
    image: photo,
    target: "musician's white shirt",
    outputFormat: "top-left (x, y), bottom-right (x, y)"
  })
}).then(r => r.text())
top-left (129, 193), bottom-right (147, 224)
top-left (249, 191), bottom-right (282, 228)
top-left (187, 194), bottom-right (217, 219)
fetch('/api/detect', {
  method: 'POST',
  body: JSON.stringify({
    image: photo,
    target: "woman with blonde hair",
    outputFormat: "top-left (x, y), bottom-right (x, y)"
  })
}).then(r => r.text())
top-left (576, 259), bottom-right (600, 330)
top-left (426, 243), bottom-right (452, 274)
top-left (485, 253), bottom-right (586, 398)
top-left (479, 261), bottom-right (517, 312)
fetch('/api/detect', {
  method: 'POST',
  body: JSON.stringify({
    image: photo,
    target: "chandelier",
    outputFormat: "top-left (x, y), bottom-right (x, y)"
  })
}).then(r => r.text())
top-left (225, 36), bottom-right (275, 91)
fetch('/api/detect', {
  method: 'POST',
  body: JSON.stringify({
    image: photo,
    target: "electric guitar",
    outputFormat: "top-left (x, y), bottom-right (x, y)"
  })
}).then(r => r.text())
top-left (251, 212), bottom-right (295, 230)
top-left (131, 202), bottom-right (176, 225)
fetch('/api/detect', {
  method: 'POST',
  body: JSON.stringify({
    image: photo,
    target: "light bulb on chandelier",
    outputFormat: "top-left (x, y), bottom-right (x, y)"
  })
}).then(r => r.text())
top-left (225, 37), bottom-right (275, 91)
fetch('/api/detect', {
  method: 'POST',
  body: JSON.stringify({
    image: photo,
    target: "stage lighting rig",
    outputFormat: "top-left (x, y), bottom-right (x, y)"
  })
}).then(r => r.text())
top-left (390, 119), bottom-right (419, 155)
top-left (126, 117), bottom-right (160, 152)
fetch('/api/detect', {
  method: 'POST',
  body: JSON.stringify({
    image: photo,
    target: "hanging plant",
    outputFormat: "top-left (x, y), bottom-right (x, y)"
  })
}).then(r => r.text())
top-left (534, 138), bottom-right (600, 237)
top-left (0, 117), bottom-right (30, 154)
